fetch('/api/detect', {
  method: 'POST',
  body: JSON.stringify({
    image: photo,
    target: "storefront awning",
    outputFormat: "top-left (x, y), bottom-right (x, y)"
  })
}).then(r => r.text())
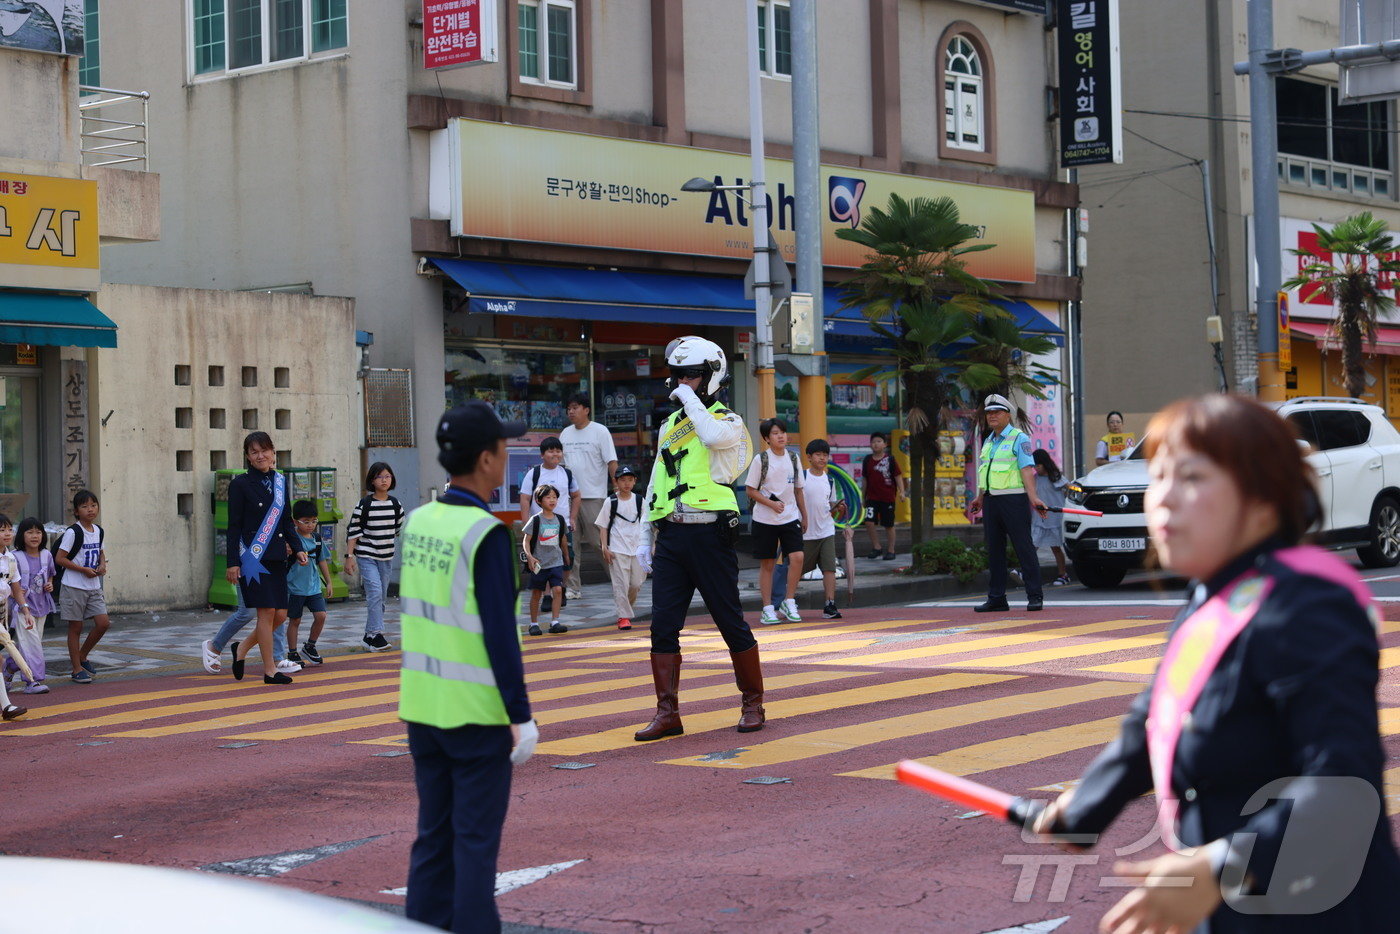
top-left (431, 258), bottom-right (1064, 345)
top-left (1290, 320), bottom-right (1400, 356)
top-left (0, 291), bottom-right (118, 348)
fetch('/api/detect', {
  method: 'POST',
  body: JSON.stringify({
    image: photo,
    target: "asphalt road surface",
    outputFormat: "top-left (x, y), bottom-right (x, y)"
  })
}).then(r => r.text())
top-left (5, 572), bottom-right (1398, 933)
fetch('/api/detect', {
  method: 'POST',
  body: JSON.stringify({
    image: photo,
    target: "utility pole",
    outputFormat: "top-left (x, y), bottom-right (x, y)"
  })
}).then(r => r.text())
top-left (791, 0), bottom-right (827, 443)
top-left (1246, 0), bottom-right (1286, 401)
top-left (746, 0), bottom-right (777, 420)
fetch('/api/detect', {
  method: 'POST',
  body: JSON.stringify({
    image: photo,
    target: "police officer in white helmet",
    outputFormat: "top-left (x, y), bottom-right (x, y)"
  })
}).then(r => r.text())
top-left (634, 336), bottom-right (765, 740)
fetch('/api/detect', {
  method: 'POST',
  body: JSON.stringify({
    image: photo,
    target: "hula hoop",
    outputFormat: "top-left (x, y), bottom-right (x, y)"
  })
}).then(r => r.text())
top-left (828, 464), bottom-right (865, 530)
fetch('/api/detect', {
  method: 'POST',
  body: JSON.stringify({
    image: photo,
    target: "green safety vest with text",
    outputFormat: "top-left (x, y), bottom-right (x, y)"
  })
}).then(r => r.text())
top-left (979, 427), bottom-right (1030, 493)
top-left (398, 502), bottom-right (518, 729)
top-left (647, 402), bottom-right (741, 521)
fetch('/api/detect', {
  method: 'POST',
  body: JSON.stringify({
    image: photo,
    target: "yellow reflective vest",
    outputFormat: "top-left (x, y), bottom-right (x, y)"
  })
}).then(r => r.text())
top-left (979, 426), bottom-right (1030, 493)
top-left (398, 502), bottom-right (517, 729)
top-left (647, 401), bottom-right (741, 521)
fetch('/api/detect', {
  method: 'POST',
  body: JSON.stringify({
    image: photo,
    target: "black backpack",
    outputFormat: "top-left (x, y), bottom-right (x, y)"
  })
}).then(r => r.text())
top-left (354, 494), bottom-right (404, 531)
top-left (52, 522), bottom-right (104, 596)
top-left (606, 493), bottom-right (643, 533)
top-left (526, 465), bottom-right (574, 501)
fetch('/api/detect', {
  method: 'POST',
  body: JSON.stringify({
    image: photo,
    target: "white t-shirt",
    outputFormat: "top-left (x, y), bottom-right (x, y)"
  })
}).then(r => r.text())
top-left (595, 492), bottom-right (645, 556)
top-left (744, 447), bottom-right (803, 526)
top-left (560, 421), bottom-right (618, 498)
top-left (802, 469), bottom-right (840, 541)
top-left (58, 523), bottom-right (104, 591)
top-left (521, 464), bottom-right (580, 528)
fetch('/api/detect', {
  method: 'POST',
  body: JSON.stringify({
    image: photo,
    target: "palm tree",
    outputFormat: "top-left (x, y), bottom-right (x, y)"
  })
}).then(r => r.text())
top-left (1283, 212), bottom-right (1400, 399)
top-left (836, 194), bottom-right (1055, 542)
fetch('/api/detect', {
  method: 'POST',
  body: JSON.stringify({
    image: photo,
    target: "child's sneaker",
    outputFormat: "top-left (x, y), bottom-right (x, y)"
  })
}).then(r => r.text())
top-left (70, 670), bottom-right (93, 684)
top-left (23, 682), bottom-right (49, 694)
top-left (823, 601), bottom-right (843, 620)
top-left (882, 551), bottom-right (897, 561)
top-left (866, 549), bottom-right (883, 560)
top-left (548, 622), bottom-right (569, 634)
top-left (780, 598), bottom-right (802, 622)
top-left (759, 605), bottom-right (781, 625)
top-left (80, 659), bottom-right (97, 675)
top-left (528, 624), bottom-right (544, 636)
top-left (617, 618), bottom-right (632, 631)
top-left (285, 649), bottom-right (303, 665)
top-left (363, 633), bottom-right (392, 652)
top-left (1049, 575), bottom-right (1072, 587)
top-left (301, 641), bottom-right (324, 665)
top-left (276, 659), bottom-right (303, 674)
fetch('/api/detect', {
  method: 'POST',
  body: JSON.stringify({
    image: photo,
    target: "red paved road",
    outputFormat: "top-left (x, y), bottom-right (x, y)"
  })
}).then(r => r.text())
top-left (5, 604), bottom-right (1398, 933)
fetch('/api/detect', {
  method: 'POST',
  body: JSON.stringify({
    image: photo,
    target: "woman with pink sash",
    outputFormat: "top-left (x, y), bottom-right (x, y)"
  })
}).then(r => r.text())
top-left (1034, 395), bottom-right (1399, 933)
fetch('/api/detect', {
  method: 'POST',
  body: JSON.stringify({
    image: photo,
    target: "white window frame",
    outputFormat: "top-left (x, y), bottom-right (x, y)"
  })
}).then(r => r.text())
top-left (757, 0), bottom-right (792, 80)
top-left (518, 0), bottom-right (578, 90)
top-left (944, 36), bottom-right (984, 152)
top-left (187, 0), bottom-right (349, 82)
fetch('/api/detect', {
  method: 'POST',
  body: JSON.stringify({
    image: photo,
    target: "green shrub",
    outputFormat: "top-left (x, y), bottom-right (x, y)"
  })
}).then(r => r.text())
top-left (910, 536), bottom-right (988, 584)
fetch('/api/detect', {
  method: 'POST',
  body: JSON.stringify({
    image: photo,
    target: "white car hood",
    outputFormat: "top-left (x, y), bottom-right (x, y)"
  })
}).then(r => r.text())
top-left (1075, 458), bottom-right (1148, 489)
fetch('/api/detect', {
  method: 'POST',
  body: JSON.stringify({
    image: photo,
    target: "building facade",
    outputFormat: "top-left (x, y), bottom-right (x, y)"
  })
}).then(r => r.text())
top-left (95, 0), bottom-right (1079, 549)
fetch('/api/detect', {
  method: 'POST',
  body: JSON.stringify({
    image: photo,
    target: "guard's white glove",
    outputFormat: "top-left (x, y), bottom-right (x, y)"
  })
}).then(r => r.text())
top-left (510, 719), bottom-right (539, 765)
top-left (636, 543), bottom-right (653, 574)
top-left (669, 382), bottom-right (698, 405)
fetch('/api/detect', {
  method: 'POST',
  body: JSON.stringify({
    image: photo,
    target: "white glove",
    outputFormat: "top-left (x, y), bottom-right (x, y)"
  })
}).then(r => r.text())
top-left (636, 543), bottom-right (653, 574)
top-left (669, 382), bottom-right (698, 404)
top-left (510, 719), bottom-right (539, 765)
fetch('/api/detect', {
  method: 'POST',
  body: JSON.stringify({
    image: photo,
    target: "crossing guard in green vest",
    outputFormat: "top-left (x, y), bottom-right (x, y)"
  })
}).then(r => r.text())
top-left (633, 335), bottom-right (767, 740)
top-left (399, 401), bottom-right (538, 934)
top-left (968, 393), bottom-right (1048, 613)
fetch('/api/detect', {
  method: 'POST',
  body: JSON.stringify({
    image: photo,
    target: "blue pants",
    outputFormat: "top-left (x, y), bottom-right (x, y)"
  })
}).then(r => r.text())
top-left (406, 722), bottom-right (513, 934)
top-left (210, 590), bottom-right (287, 660)
top-left (984, 492), bottom-right (1043, 601)
top-left (360, 557), bottom-right (393, 635)
top-left (650, 520), bottom-right (755, 655)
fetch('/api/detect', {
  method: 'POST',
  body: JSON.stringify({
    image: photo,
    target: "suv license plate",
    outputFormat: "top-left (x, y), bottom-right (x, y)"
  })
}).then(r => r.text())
top-left (1099, 538), bottom-right (1146, 552)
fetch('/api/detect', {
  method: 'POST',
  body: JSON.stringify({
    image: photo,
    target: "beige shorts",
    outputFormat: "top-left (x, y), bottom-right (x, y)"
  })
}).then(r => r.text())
top-left (60, 587), bottom-right (107, 622)
top-left (801, 536), bottom-right (837, 574)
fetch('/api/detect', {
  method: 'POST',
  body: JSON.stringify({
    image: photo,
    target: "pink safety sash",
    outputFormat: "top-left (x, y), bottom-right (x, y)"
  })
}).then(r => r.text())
top-left (1145, 545), bottom-right (1376, 846)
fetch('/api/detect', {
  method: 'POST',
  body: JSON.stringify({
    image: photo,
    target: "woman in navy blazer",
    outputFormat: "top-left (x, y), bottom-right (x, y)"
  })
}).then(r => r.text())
top-left (1036, 395), bottom-right (1399, 933)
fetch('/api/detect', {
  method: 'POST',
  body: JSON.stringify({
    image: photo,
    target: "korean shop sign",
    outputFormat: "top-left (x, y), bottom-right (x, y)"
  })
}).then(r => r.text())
top-left (436, 118), bottom-right (1036, 283)
top-left (0, 173), bottom-right (100, 291)
top-left (1057, 0), bottom-right (1123, 167)
top-left (423, 0), bottom-right (498, 69)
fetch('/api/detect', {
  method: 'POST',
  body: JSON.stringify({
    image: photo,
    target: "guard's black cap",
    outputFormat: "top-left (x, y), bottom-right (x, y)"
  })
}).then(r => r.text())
top-left (437, 401), bottom-right (527, 453)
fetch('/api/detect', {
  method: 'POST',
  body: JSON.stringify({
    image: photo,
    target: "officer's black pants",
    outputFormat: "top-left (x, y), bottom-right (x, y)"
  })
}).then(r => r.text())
top-left (650, 520), bottom-right (756, 655)
top-left (406, 722), bottom-right (512, 934)
top-left (983, 492), bottom-right (1043, 600)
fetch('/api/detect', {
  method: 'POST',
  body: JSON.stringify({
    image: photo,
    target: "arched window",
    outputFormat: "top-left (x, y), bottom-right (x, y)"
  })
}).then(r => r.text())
top-left (944, 36), bottom-right (984, 151)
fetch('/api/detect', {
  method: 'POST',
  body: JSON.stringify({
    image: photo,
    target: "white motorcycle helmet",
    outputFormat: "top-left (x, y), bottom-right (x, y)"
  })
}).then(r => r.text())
top-left (664, 336), bottom-right (729, 397)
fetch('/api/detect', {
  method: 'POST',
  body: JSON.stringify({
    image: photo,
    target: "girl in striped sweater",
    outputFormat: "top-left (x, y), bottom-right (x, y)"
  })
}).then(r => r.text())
top-left (345, 462), bottom-right (405, 651)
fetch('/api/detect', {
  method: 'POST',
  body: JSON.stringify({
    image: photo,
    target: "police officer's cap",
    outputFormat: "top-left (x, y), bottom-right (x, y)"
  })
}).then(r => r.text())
top-left (437, 401), bottom-right (527, 453)
top-left (983, 393), bottom-right (1012, 413)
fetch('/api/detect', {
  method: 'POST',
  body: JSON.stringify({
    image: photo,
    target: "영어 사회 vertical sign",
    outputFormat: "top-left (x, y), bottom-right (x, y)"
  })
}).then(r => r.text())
top-left (1057, 0), bottom-right (1123, 167)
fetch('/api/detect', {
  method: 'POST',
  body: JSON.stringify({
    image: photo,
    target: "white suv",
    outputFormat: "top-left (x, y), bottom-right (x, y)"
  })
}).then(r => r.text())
top-left (1064, 397), bottom-right (1400, 588)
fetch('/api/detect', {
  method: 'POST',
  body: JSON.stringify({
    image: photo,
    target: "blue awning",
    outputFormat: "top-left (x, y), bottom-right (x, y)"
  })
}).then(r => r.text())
top-left (0, 291), bottom-right (117, 348)
top-left (430, 259), bottom-right (1063, 346)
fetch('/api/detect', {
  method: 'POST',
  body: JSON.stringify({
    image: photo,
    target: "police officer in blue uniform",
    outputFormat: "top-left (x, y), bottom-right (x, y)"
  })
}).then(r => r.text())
top-left (968, 393), bottom-right (1046, 612)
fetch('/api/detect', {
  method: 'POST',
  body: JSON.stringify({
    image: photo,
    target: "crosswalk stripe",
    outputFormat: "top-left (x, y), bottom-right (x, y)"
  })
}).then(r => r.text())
top-left (1386, 766), bottom-right (1400, 816)
top-left (964, 633), bottom-right (1167, 668)
top-left (1082, 657), bottom-right (1161, 675)
top-left (533, 671), bottom-right (1023, 758)
top-left (354, 670), bottom-right (876, 749)
top-left (660, 681), bottom-right (1142, 770)
top-left (220, 667), bottom-right (747, 741)
top-left (840, 716), bottom-right (1125, 782)
top-left (808, 619), bottom-right (1167, 667)
top-left (1382, 646), bottom-right (1399, 669)
top-left (109, 692), bottom-right (402, 738)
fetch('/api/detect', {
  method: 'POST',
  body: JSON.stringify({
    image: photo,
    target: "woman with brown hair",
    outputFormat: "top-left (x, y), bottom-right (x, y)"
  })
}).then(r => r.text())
top-left (1035, 394), bottom-right (1399, 932)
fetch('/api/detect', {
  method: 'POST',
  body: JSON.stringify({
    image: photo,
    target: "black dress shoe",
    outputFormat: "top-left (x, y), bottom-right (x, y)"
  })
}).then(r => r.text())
top-left (231, 641), bottom-right (244, 681)
top-left (1027, 597), bottom-right (1044, 612)
top-left (264, 672), bottom-right (294, 684)
top-left (974, 598), bottom-right (1010, 613)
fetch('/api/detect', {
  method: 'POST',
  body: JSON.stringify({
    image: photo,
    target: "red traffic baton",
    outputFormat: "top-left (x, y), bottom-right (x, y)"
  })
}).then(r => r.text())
top-left (1046, 506), bottom-right (1104, 517)
top-left (896, 760), bottom-right (1046, 829)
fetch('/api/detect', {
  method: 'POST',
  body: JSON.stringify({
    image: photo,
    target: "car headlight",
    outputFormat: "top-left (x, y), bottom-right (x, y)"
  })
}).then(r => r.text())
top-left (1066, 483), bottom-right (1087, 505)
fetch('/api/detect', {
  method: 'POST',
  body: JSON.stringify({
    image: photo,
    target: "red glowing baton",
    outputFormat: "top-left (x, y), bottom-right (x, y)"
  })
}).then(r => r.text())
top-left (1046, 506), bottom-right (1104, 517)
top-left (896, 760), bottom-right (1046, 829)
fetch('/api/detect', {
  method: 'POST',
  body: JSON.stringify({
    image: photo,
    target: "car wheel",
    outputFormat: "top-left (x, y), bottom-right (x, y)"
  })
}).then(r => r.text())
top-left (1071, 558), bottom-right (1127, 590)
top-left (1357, 495), bottom-right (1400, 568)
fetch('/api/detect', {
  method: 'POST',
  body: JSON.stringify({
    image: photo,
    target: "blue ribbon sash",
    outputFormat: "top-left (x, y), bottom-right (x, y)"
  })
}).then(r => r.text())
top-left (239, 472), bottom-right (286, 584)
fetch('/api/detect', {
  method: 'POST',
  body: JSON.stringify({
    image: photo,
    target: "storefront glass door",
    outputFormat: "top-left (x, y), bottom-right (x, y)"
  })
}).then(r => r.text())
top-left (593, 344), bottom-right (672, 483)
top-left (0, 373), bottom-right (42, 521)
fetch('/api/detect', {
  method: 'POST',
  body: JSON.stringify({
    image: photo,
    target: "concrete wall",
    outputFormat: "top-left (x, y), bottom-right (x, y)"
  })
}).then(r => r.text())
top-left (91, 284), bottom-right (358, 611)
top-left (0, 47), bottom-right (80, 164)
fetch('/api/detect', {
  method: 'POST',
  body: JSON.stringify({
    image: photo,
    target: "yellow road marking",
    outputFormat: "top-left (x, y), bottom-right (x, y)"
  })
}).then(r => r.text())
top-left (1083, 658), bottom-right (1161, 675)
top-left (965, 633), bottom-right (1168, 668)
top-left (109, 692), bottom-right (403, 738)
top-left (533, 671), bottom-right (1022, 758)
top-left (1386, 766), bottom-right (1400, 816)
top-left (808, 619), bottom-right (1167, 667)
top-left (661, 681), bottom-right (1142, 769)
top-left (841, 716), bottom-right (1124, 781)
top-left (353, 670), bottom-right (871, 748)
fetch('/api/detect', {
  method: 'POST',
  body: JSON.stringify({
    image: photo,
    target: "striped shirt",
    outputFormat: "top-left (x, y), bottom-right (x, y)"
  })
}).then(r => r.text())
top-left (346, 495), bottom-right (405, 561)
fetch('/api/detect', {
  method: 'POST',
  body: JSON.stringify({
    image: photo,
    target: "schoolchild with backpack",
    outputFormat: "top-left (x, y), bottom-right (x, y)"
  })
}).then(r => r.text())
top-left (520, 485), bottom-right (570, 636)
top-left (744, 418), bottom-right (808, 625)
top-left (518, 437), bottom-right (579, 612)
top-left (594, 464), bottom-right (646, 630)
top-left (286, 499), bottom-right (334, 666)
top-left (345, 462), bottom-right (405, 652)
top-left (55, 490), bottom-right (109, 684)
